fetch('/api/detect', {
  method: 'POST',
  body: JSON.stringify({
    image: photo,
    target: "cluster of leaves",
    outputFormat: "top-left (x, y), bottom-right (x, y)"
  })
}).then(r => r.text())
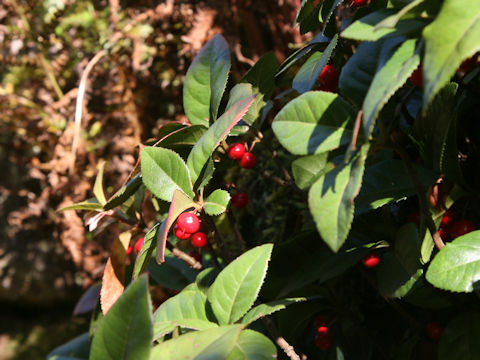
top-left (50, 0), bottom-right (480, 359)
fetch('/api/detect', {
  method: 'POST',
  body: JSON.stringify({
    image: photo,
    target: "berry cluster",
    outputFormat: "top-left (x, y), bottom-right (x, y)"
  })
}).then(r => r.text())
top-left (174, 212), bottom-right (208, 248)
top-left (126, 237), bottom-right (144, 255)
top-left (317, 65), bottom-right (339, 93)
top-left (227, 143), bottom-right (256, 169)
top-left (313, 315), bottom-right (332, 350)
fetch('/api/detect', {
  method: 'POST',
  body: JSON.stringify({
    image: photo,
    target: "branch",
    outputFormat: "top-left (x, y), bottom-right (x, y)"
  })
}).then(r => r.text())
top-left (263, 317), bottom-right (301, 360)
top-left (166, 242), bottom-right (202, 270)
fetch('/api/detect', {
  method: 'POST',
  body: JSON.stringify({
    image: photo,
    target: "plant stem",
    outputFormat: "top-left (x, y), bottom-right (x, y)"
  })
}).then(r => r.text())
top-left (166, 242), bottom-right (202, 270)
top-left (263, 317), bottom-right (301, 360)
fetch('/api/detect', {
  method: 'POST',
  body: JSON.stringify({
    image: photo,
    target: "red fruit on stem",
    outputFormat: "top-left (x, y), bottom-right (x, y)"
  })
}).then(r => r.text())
top-left (315, 326), bottom-right (333, 350)
top-left (191, 232), bottom-right (208, 248)
top-left (239, 152), bottom-right (257, 169)
top-left (426, 322), bottom-right (444, 341)
top-left (350, 0), bottom-right (368, 7)
top-left (441, 208), bottom-right (456, 227)
top-left (407, 212), bottom-right (420, 224)
top-left (438, 227), bottom-right (449, 241)
top-left (314, 315), bottom-right (329, 328)
top-left (410, 64), bottom-right (423, 86)
top-left (227, 143), bottom-right (246, 160)
top-left (318, 65), bottom-right (338, 92)
top-left (450, 220), bottom-right (476, 238)
top-left (174, 224), bottom-right (192, 240)
top-left (177, 212), bottom-right (201, 233)
top-left (231, 192), bottom-right (249, 208)
top-left (362, 253), bottom-right (380, 268)
top-left (126, 244), bottom-right (133, 255)
top-left (134, 237), bottom-right (144, 254)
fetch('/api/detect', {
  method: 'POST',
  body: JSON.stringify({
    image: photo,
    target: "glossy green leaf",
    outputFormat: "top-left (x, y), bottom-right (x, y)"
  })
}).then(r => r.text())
top-left (187, 95), bottom-right (255, 183)
top-left (203, 189), bottom-right (231, 216)
top-left (241, 298), bottom-right (305, 325)
top-left (426, 231), bottom-right (480, 292)
top-left (57, 199), bottom-right (103, 212)
top-left (150, 325), bottom-right (243, 360)
top-left (241, 52), bottom-right (278, 101)
top-left (422, 0), bottom-right (480, 109)
top-left (156, 189), bottom-right (197, 263)
top-left (157, 125), bottom-right (207, 149)
top-left (208, 244), bottom-right (273, 325)
top-left (226, 330), bottom-right (277, 360)
top-left (47, 333), bottom-right (90, 360)
top-left (291, 153), bottom-right (329, 190)
top-left (153, 288), bottom-right (217, 340)
top-left (104, 174), bottom-right (142, 210)
top-left (439, 313), bottom-right (480, 360)
top-left (276, 41), bottom-right (326, 79)
top-left (292, 34), bottom-right (338, 94)
top-left (140, 146), bottom-right (194, 202)
top-left (225, 84), bottom-right (255, 133)
top-left (272, 91), bottom-right (355, 155)
top-left (183, 34), bottom-right (231, 126)
top-left (308, 146), bottom-right (368, 252)
top-left (362, 38), bottom-right (420, 137)
top-left (132, 223), bottom-right (160, 279)
top-left (148, 248), bottom-right (198, 290)
top-left (341, 9), bottom-right (425, 41)
top-left (377, 224), bottom-right (423, 298)
top-left (196, 267), bottom-right (220, 294)
top-left (94, 160), bottom-right (107, 205)
top-left (90, 276), bottom-right (153, 360)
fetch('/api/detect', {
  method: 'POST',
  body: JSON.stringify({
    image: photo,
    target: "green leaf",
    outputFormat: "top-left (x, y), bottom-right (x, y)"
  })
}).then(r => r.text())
top-left (226, 330), bottom-right (277, 360)
top-left (156, 189), bottom-right (197, 263)
top-left (225, 84), bottom-right (257, 132)
top-left (203, 189), bottom-right (231, 216)
top-left (187, 95), bottom-right (255, 183)
top-left (153, 288), bottom-right (217, 340)
top-left (208, 244), bottom-right (273, 325)
top-left (241, 52), bottom-right (278, 100)
top-left (439, 313), bottom-right (480, 360)
top-left (339, 37), bottom-right (403, 108)
top-left (57, 199), bottom-right (103, 212)
top-left (291, 153), bottom-right (330, 190)
top-left (355, 158), bottom-right (435, 214)
top-left (426, 231), bottom-right (480, 292)
top-left (196, 267), bottom-right (220, 294)
top-left (377, 223), bottom-right (423, 298)
top-left (94, 160), bottom-right (107, 205)
top-left (183, 34), bottom-right (231, 126)
top-left (276, 41), bottom-right (326, 79)
top-left (47, 333), bottom-right (90, 360)
top-left (341, 9), bottom-right (425, 41)
top-left (362, 38), bottom-right (420, 137)
top-left (308, 146), bottom-right (368, 252)
top-left (90, 276), bottom-right (153, 360)
top-left (272, 91), bottom-right (355, 155)
top-left (241, 298), bottom-right (305, 325)
top-left (132, 223), bottom-right (160, 279)
top-left (104, 174), bottom-right (142, 210)
top-left (157, 125), bottom-right (207, 149)
top-left (292, 34), bottom-right (338, 94)
top-left (140, 146), bottom-right (194, 202)
top-left (148, 248), bottom-right (198, 290)
top-left (422, 0), bottom-right (480, 109)
top-left (150, 325), bottom-right (243, 359)
top-left (413, 83), bottom-right (458, 172)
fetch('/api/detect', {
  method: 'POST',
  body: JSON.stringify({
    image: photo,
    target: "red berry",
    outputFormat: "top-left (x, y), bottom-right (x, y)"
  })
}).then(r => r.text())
top-left (315, 326), bottom-right (332, 350)
top-left (318, 65), bottom-right (338, 92)
top-left (314, 315), bottom-right (328, 328)
top-left (134, 237), bottom-right (144, 254)
top-left (227, 143), bottom-right (246, 160)
top-left (174, 224), bottom-right (192, 240)
top-left (408, 212), bottom-right (420, 224)
top-left (177, 212), bottom-right (201, 233)
top-left (239, 152), bottom-right (257, 169)
top-left (350, 0), bottom-right (368, 7)
top-left (191, 232), bottom-right (208, 248)
top-left (438, 227), bottom-right (450, 241)
top-left (188, 251), bottom-right (202, 263)
top-left (361, 253), bottom-right (380, 268)
top-left (126, 244), bottom-right (133, 255)
top-left (450, 220), bottom-right (476, 238)
top-left (441, 209), bottom-right (456, 227)
top-left (231, 192), bottom-right (249, 208)
top-left (426, 322), bottom-right (444, 341)
top-left (410, 64), bottom-right (423, 86)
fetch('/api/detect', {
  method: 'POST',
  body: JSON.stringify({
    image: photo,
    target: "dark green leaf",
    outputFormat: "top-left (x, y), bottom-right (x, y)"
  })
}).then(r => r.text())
top-left (57, 199), bottom-right (103, 212)
top-left (291, 153), bottom-right (330, 190)
top-left (47, 333), bottom-right (90, 360)
top-left (94, 160), bottom-right (107, 205)
top-left (157, 125), bottom-right (207, 149)
top-left (148, 248), bottom-right (198, 290)
top-left (90, 276), bottom-right (153, 360)
top-left (241, 52), bottom-right (278, 100)
top-left (183, 34), bottom-right (231, 126)
top-left (208, 244), bottom-right (273, 324)
top-left (226, 330), bottom-right (277, 360)
top-left (104, 174), bottom-right (142, 210)
top-left (439, 313), bottom-right (480, 360)
top-left (241, 298), bottom-right (305, 325)
top-left (132, 223), bottom-right (160, 279)
top-left (272, 91), bottom-right (355, 155)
